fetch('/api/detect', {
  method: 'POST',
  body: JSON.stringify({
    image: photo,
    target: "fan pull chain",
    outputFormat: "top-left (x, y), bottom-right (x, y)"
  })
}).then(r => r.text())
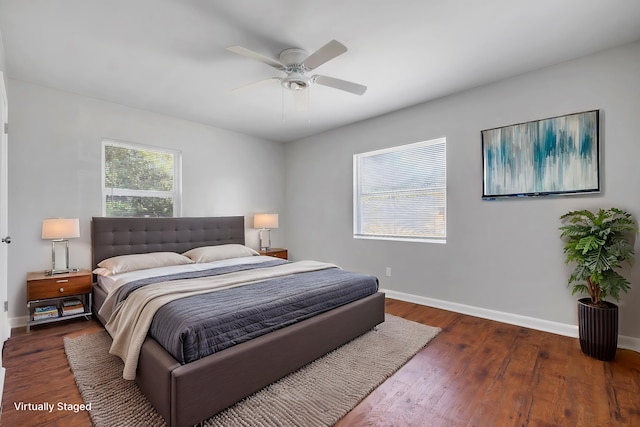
top-left (281, 86), bottom-right (285, 122)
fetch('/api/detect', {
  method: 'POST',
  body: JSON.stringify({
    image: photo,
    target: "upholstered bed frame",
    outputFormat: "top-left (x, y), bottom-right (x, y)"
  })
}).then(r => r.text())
top-left (91, 216), bottom-right (386, 427)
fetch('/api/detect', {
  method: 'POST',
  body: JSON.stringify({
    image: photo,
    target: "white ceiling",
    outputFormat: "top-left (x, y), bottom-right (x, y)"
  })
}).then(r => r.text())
top-left (1, 0), bottom-right (639, 142)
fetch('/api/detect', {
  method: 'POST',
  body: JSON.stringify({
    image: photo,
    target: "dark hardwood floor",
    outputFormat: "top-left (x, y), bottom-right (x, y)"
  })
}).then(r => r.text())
top-left (1, 318), bottom-right (102, 426)
top-left (2, 299), bottom-right (639, 426)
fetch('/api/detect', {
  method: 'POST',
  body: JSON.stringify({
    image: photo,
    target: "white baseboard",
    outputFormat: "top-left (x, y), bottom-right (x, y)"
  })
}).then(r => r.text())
top-left (9, 316), bottom-right (28, 330)
top-left (618, 335), bottom-right (640, 353)
top-left (381, 288), bottom-right (640, 354)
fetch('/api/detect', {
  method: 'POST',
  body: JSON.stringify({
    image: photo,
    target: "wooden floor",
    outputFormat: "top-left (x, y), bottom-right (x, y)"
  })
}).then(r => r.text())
top-left (2, 299), bottom-right (640, 426)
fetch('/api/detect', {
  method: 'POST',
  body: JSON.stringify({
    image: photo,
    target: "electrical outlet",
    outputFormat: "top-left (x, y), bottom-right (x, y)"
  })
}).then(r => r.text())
top-left (385, 267), bottom-right (391, 277)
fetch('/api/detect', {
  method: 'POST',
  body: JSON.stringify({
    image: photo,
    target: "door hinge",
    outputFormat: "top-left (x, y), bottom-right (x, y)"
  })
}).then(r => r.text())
top-left (3, 123), bottom-right (6, 134)
top-left (3, 301), bottom-right (7, 312)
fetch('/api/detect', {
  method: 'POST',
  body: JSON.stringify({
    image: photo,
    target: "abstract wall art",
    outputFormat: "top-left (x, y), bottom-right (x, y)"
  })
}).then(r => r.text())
top-left (481, 110), bottom-right (600, 199)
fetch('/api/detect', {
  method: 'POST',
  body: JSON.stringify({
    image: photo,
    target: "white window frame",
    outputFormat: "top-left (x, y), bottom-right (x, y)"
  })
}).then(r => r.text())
top-left (353, 137), bottom-right (446, 244)
top-left (101, 139), bottom-right (182, 217)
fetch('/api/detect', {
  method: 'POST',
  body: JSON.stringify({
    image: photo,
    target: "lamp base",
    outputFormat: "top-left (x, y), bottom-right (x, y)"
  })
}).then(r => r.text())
top-left (259, 229), bottom-right (271, 251)
top-left (45, 268), bottom-right (80, 276)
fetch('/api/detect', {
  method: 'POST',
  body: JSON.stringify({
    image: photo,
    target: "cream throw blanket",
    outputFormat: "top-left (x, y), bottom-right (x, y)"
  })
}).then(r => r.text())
top-left (104, 260), bottom-right (338, 380)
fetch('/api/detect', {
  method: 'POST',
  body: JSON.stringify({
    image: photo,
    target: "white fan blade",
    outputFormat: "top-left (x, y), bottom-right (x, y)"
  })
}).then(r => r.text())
top-left (227, 46), bottom-right (284, 70)
top-left (292, 89), bottom-right (309, 111)
top-left (303, 40), bottom-right (347, 70)
top-left (232, 77), bottom-right (281, 93)
top-left (313, 75), bottom-right (367, 95)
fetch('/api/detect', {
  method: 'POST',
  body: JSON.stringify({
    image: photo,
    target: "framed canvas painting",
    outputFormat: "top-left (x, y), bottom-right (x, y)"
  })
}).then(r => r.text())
top-left (481, 110), bottom-right (600, 199)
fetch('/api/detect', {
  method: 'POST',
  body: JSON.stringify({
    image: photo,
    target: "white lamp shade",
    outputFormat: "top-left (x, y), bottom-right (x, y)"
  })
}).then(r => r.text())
top-left (254, 213), bottom-right (279, 229)
top-left (42, 218), bottom-right (80, 240)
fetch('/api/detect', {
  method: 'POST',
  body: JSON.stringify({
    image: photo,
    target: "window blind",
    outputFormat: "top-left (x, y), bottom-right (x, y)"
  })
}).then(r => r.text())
top-left (354, 138), bottom-right (446, 242)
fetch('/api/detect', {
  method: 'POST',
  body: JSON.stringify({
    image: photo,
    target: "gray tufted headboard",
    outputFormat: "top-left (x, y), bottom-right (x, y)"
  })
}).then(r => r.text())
top-left (91, 216), bottom-right (246, 269)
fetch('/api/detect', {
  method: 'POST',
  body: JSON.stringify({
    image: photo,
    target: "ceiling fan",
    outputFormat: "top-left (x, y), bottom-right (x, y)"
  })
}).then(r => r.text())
top-left (227, 40), bottom-right (367, 110)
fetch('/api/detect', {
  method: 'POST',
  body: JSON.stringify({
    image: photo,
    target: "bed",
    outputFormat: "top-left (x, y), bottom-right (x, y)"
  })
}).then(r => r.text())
top-left (91, 216), bottom-right (385, 427)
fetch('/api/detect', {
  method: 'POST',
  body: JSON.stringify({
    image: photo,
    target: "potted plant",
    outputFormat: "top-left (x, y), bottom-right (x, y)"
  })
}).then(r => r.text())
top-left (559, 207), bottom-right (637, 361)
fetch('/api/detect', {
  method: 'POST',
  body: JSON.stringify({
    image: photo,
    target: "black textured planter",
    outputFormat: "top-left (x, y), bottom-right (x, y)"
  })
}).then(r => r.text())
top-left (577, 298), bottom-right (618, 361)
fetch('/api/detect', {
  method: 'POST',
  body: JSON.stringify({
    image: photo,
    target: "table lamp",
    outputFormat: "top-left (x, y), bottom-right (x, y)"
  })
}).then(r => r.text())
top-left (42, 218), bottom-right (80, 275)
top-left (254, 213), bottom-right (278, 251)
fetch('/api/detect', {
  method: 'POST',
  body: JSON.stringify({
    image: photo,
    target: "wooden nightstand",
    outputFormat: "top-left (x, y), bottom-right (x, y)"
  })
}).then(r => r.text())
top-left (258, 248), bottom-right (288, 260)
top-left (26, 270), bottom-right (93, 332)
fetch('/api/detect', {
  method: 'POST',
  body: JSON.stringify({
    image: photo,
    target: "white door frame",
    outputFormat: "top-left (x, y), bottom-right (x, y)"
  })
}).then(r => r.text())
top-left (0, 71), bottom-right (9, 410)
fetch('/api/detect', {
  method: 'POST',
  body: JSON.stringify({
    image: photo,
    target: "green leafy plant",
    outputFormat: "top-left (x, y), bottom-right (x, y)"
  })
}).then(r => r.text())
top-left (560, 208), bottom-right (637, 307)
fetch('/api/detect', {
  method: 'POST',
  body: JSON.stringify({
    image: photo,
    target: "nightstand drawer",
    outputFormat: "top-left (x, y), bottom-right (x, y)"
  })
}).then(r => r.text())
top-left (27, 275), bottom-right (92, 300)
top-left (268, 251), bottom-right (288, 260)
top-left (258, 248), bottom-right (288, 260)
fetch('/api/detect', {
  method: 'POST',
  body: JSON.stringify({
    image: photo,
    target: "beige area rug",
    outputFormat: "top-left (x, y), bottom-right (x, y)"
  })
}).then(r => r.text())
top-left (64, 314), bottom-right (440, 427)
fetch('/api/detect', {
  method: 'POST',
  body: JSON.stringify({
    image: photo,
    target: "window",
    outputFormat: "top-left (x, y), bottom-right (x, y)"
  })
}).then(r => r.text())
top-left (102, 140), bottom-right (181, 217)
top-left (353, 137), bottom-right (446, 243)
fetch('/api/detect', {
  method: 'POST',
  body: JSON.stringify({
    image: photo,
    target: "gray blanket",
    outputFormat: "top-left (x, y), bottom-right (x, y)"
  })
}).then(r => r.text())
top-left (149, 266), bottom-right (379, 364)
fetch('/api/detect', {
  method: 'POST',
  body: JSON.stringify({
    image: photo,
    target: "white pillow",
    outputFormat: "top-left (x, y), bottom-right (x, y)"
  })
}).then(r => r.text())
top-left (92, 267), bottom-right (113, 277)
top-left (182, 244), bottom-right (259, 263)
top-left (96, 252), bottom-right (194, 275)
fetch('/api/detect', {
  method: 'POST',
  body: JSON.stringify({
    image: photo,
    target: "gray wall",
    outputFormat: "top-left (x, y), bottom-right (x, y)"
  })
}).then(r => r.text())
top-left (284, 41), bottom-right (640, 338)
top-left (7, 80), bottom-right (285, 323)
top-left (0, 29), bottom-right (6, 90)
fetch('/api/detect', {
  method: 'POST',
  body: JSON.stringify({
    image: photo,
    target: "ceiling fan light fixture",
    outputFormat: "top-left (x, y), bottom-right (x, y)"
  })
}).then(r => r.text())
top-left (281, 73), bottom-right (309, 91)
